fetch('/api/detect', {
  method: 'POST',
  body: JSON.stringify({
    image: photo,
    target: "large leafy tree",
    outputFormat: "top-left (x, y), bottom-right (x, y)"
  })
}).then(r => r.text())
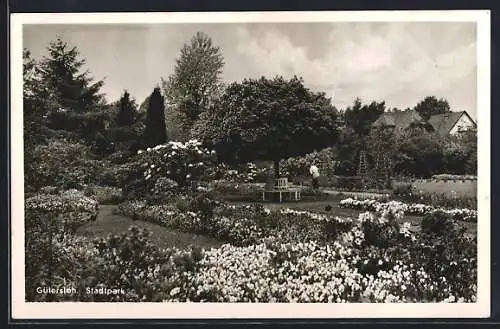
top-left (193, 75), bottom-right (339, 177)
top-left (143, 87), bottom-right (167, 148)
top-left (413, 96), bottom-right (451, 121)
top-left (40, 36), bottom-right (106, 113)
top-left (161, 32), bottom-right (225, 140)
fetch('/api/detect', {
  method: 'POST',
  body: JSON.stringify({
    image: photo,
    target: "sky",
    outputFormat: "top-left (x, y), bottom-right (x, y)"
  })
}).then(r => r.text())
top-left (23, 22), bottom-right (477, 119)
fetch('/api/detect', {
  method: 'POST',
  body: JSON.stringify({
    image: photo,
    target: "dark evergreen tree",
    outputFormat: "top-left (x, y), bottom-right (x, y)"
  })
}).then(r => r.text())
top-left (116, 90), bottom-right (138, 126)
top-left (40, 36), bottom-right (106, 113)
top-left (143, 87), bottom-right (168, 147)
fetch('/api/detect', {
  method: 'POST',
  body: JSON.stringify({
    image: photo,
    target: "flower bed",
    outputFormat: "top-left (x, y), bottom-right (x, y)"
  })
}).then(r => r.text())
top-left (74, 204), bottom-right (476, 303)
top-left (339, 198), bottom-right (477, 223)
top-left (118, 200), bottom-right (354, 247)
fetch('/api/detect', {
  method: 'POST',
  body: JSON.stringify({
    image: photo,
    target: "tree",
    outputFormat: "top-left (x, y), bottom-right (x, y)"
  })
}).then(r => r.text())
top-left (143, 87), bottom-right (167, 148)
top-left (413, 96), bottom-right (451, 121)
top-left (344, 98), bottom-right (386, 136)
top-left (161, 31), bottom-right (225, 139)
top-left (40, 36), bottom-right (106, 113)
top-left (393, 130), bottom-right (445, 178)
top-left (23, 49), bottom-right (53, 145)
top-left (116, 90), bottom-right (138, 126)
top-left (192, 75), bottom-right (339, 178)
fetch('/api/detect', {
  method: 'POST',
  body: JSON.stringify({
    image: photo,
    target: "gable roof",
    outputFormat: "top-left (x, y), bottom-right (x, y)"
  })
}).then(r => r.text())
top-left (428, 111), bottom-right (476, 135)
top-left (372, 110), bottom-right (424, 130)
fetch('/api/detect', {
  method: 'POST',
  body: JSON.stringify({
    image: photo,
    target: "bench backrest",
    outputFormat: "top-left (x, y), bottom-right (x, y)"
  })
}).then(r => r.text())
top-left (275, 178), bottom-right (289, 189)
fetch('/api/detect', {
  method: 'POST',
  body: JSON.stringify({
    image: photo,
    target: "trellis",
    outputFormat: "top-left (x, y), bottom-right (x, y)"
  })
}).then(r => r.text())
top-left (374, 151), bottom-right (393, 190)
top-left (357, 150), bottom-right (369, 189)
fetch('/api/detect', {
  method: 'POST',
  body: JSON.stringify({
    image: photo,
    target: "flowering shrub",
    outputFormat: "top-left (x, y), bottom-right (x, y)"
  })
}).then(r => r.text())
top-left (281, 147), bottom-right (337, 179)
top-left (209, 180), bottom-right (263, 199)
top-left (210, 163), bottom-right (270, 183)
top-left (124, 140), bottom-right (216, 200)
top-left (26, 189), bottom-right (98, 217)
top-left (339, 198), bottom-right (477, 223)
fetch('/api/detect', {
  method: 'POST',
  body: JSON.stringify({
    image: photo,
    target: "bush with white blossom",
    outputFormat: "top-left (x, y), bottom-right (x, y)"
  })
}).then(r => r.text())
top-left (339, 198), bottom-right (477, 223)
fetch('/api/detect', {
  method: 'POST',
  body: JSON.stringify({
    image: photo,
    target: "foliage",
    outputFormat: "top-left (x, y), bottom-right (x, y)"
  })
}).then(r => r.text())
top-left (161, 31), bottom-right (225, 140)
top-left (344, 98), bottom-right (386, 136)
top-left (332, 176), bottom-right (364, 191)
top-left (412, 96), bottom-right (451, 121)
top-left (77, 226), bottom-right (201, 302)
top-left (280, 147), bottom-right (337, 179)
top-left (25, 138), bottom-right (104, 192)
top-left (143, 87), bottom-right (168, 148)
top-left (40, 36), bottom-right (106, 113)
top-left (116, 90), bottom-right (139, 126)
top-left (83, 185), bottom-right (124, 205)
top-left (25, 190), bottom-right (99, 301)
top-left (393, 189), bottom-right (477, 210)
top-left (193, 75), bottom-right (339, 177)
top-left (393, 130), bottom-right (445, 178)
top-left (209, 162), bottom-right (271, 183)
top-left (124, 140), bottom-right (216, 200)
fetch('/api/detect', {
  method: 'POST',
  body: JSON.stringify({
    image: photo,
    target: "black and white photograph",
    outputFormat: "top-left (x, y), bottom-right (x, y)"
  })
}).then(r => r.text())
top-left (10, 10), bottom-right (490, 319)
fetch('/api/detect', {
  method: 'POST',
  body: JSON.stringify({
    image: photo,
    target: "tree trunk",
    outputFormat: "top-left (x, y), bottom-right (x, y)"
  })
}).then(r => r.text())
top-left (274, 159), bottom-right (280, 178)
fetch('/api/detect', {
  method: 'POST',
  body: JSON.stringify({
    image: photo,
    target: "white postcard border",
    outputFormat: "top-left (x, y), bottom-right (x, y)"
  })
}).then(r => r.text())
top-left (10, 10), bottom-right (491, 319)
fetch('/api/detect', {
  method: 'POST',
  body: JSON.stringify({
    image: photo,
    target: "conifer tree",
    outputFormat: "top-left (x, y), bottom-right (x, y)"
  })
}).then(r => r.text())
top-left (143, 87), bottom-right (167, 147)
top-left (40, 36), bottom-right (105, 113)
top-left (116, 90), bottom-right (138, 126)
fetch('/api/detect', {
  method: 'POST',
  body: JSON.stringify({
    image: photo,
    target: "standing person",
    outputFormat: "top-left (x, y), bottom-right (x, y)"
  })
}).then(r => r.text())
top-left (309, 163), bottom-right (320, 190)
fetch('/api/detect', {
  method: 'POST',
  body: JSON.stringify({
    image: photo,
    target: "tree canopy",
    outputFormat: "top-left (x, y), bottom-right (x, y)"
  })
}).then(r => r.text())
top-left (193, 75), bottom-right (339, 177)
top-left (343, 98), bottom-right (386, 136)
top-left (413, 96), bottom-right (451, 121)
top-left (161, 31), bottom-right (225, 140)
top-left (40, 36), bottom-right (106, 113)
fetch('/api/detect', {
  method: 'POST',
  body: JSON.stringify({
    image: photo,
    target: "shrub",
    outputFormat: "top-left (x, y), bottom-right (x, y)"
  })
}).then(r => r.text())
top-left (83, 185), bottom-right (124, 205)
top-left (333, 176), bottom-right (363, 191)
top-left (124, 140), bottom-right (216, 199)
top-left (25, 190), bottom-right (99, 301)
top-left (392, 182), bottom-right (414, 197)
top-left (77, 226), bottom-right (200, 302)
top-left (421, 210), bottom-right (461, 237)
top-left (25, 138), bottom-right (103, 192)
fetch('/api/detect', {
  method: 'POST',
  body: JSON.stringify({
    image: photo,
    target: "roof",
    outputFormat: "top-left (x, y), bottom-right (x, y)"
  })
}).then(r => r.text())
top-left (372, 110), bottom-right (424, 130)
top-left (428, 111), bottom-right (476, 135)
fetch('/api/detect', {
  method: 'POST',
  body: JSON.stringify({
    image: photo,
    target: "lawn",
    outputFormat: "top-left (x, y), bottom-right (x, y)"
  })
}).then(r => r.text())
top-left (76, 204), bottom-right (223, 250)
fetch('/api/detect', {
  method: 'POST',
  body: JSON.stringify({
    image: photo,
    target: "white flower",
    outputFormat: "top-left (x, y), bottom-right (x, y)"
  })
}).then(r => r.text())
top-left (170, 287), bottom-right (181, 296)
